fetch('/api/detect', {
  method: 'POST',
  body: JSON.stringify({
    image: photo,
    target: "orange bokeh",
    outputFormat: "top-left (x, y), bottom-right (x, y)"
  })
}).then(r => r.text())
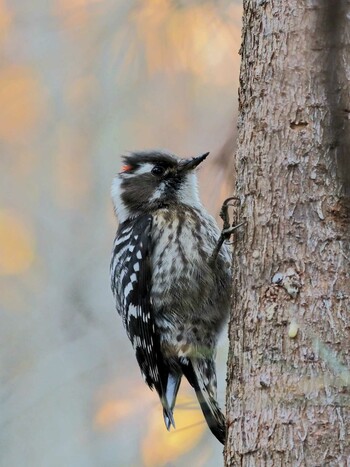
top-left (0, 210), bottom-right (35, 276)
top-left (54, 0), bottom-right (105, 29)
top-left (0, 0), bottom-right (11, 44)
top-left (94, 399), bottom-right (135, 429)
top-left (141, 394), bottom-right (205, 466)
top-left (129, 0), bottom-right (241, 85)
top-left (0, 66), bottom-right (47, 144)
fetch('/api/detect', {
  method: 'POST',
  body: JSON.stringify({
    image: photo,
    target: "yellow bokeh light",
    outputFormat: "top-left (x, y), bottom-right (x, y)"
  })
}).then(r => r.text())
top-left (141, 393), bottom-right (205, 466)
top-left (0, 210), bottom-right (35, 276)
top-left (94, 399), bottom-right (135, 430)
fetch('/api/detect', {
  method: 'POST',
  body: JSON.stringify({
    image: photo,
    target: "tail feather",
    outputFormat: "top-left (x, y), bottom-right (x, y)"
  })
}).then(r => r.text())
top-left (162, 373), bottom-right (181, 430)
top-left (162, 403), bottom-right (175, 430)
top-left (181, 358), bottom-right (226, 444)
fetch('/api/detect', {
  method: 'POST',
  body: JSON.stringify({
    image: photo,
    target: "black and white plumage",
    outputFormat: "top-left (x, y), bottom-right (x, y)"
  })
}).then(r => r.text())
top-left (110, 150), bottom-right (231, 444)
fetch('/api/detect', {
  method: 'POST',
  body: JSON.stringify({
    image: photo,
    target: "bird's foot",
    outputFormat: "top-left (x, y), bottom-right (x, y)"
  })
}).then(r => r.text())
top-left (210, 197), bottom-right (246, 263)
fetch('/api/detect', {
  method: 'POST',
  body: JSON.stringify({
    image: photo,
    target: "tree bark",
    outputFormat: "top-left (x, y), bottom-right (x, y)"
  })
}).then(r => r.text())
top-left (225, 1), bottom-right (350, 465)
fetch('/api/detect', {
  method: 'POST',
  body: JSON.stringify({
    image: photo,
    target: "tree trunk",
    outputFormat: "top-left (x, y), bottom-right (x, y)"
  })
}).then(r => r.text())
top-left (225, 1), bottom-right (350, 465)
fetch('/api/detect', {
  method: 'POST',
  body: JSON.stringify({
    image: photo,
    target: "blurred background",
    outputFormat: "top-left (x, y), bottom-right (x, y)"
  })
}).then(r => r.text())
top-left (0, 1), bottom-right (242, 465)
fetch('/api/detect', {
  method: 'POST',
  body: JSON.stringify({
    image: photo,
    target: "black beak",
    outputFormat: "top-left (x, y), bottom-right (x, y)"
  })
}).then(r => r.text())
top-left (178, 152), bottom-right (209, 172)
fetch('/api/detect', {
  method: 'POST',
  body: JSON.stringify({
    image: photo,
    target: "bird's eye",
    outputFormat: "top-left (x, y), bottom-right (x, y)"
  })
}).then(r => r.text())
top-left (151, 165), bottom-right (166, 176)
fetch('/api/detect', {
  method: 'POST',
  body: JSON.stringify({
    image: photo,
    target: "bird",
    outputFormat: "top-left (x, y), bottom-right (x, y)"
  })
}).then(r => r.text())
top-left (110, 149), bottom-right (232, 444)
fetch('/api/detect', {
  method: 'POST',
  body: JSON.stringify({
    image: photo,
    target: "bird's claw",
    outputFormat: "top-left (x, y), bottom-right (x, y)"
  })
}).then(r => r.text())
top-left (220, 197), bottom-right (245, 242)
top-left (210, 197), bottom-right (246, 263)
top-left (221, 221), bottom-right (246, 243)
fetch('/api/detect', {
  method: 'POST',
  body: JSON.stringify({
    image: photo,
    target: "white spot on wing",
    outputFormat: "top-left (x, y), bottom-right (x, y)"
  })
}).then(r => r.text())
top-left (124, 281), bottom-right (134, 298)
top-left (115, 234), bottom-right (131, 246)
top-left (128, 304), bottom-right (138, 318)
top-left (134, 335), bottom-right (141, 346)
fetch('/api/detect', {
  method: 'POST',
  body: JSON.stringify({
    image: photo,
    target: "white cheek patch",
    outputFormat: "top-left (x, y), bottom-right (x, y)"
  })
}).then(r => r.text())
top-left (111, 176), bottom-right (130, 224)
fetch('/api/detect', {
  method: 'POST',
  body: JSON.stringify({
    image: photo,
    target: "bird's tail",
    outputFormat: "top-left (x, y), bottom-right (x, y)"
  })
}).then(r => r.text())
top-left (161, 372), bottom-right (181, 430)
top-left (181, 358), bottom-right (226, 444)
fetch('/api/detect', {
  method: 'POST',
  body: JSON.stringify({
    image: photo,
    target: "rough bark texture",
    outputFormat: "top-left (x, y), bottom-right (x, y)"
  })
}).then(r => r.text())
top-left (225, 1), bottom-right (350, 465)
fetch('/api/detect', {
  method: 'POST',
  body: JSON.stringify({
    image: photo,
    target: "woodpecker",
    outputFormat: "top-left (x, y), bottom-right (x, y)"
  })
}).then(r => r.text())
top-left (110, 150), bottom-right (232, 444)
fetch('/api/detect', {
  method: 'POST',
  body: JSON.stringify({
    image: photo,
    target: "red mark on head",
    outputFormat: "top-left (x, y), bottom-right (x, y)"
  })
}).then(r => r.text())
top-left (120, 164), bottom-right (133, 173)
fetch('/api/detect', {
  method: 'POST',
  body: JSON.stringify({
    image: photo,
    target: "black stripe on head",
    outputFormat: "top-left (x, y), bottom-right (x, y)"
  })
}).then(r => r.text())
top-left (122, 150), bottom-right (179, 171)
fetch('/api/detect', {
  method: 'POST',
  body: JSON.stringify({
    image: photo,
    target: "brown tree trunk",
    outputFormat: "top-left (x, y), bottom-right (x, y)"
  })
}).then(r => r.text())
top-left (225, 1), bottom-right (350, 465)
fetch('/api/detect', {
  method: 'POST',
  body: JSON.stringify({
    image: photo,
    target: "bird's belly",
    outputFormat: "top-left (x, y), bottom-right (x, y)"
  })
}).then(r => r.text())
top-left (150, 207), bottom-right (231, 359)
top-left (151, 210), bottom-right (218, 304)
top-left (151, 241), bottom-right (213, 311)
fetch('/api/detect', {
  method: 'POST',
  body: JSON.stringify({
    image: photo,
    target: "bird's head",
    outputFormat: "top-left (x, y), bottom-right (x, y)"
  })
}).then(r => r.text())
top-left (111, 150), bottom-right (209, 222)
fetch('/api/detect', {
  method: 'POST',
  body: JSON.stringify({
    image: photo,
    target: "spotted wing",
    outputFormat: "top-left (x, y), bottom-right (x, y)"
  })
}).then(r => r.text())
top-left (110, 215), bottom-right (167, 398)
